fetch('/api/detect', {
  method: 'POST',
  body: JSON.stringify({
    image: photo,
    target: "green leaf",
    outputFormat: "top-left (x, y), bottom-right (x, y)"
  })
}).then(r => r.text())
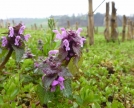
top-left (21, 75), bottom-right (33, 84)
top-left (68, 56), bottom-right (83, 75)
top-left (73, 95), bottom-right (83, 105)
top-left (10, 88), bottom-right (19, 98)
top-left (68, 58), bottom-right (78, 75)
top-left (0, 48), bottom-right (2, 54)
top-left (61, 79), bottom-right (72, 98)
top-left (0, 49), bottom-right (7, 62)
top-left (73, 102), bottom-right (79, 108)
top-left (36, 84), bottom-right (54, 105)
top-left (6, 82), bottom-right (19, 100)
top-left (75, 55), bottom-right (83, 68)
top-left (12, 45), bottom-right (25, 62)
top-left (92, 102), bottom-right (101, 108)
top-left (0, 95), bottom-right (4, 105)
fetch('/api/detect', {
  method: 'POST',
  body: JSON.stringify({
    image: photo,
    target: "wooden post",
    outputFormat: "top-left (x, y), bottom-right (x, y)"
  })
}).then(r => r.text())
top-left (88, 0), bottom-right (94, 45)
top-left (86, 26), bottom-right (88, 37)
top-left (5, 20), bottom-right (10, 28)
top-left (122, 15), bottom-right (127, 42)
top-left (40, 24), bottom-right (43, 30)
top-left (67, 20), bottom-right (70, 29)
top-left (111, 2), bottom-right (118, 42)
top-left (31, 25), bottom-right (33, 30)
top-left (75, 22), bottom-right (78, 30)
top-left (127, 18), bottom-right (131, 40)
top-left (104, 2), bottom-right (110, 42)
top-left (132, 22), bottom-right (134, 39)
top-left (1, 20), bottom-right (4, 28)
top-left (130, 20), bottom-right (133, 39)
top-left (0, 20), bottom-right (2, 28)
top-left (12, 20), bottom-right (15, 26)
top-left (34, 23), bottom-right (37, 30)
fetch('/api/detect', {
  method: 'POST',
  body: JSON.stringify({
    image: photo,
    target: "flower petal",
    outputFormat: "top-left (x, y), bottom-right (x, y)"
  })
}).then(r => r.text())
top-left (24, 34), bottom-right (31, 41)
top-left (58, 76), bottom-right (65, 82)
top-left (48, 50), bottom-right (59, 56)
top-left (56, 34), bottom-right (63, 40)
top-left (8, 27), bottom-right (14, 37)
top-left (80, 37), bottom-right (86, 47)
top-left (61, 28), bottom-right (67, 38)
top-left (1, 37), bottom-right (8, 47)
top-left (63, 39), bottom-right (70, 51)
top-left (76, 28), bottom-right (82, 36)
top-left (60, 28), bottom-right (66, 31)
top-left (53, 30), bottom-right (59, 34)
top-left (14, 36), bottom-right (21, 46)
top-left (53, 30), bottom-right (63, 39)
top-left (59, 82), bottom-right (65, 90)
top-left (19, 25), bottom-right (26, 34)
top-left (34, 62), bottom-right (39, 68)
top-left (51, 80), bottom-right (59, 86)
top-left (51, 86), bottom-right (56, 92)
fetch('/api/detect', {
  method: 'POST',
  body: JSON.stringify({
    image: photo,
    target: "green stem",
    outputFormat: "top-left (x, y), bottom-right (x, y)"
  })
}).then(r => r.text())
top-left (0, 48), bottom-right (13, 71)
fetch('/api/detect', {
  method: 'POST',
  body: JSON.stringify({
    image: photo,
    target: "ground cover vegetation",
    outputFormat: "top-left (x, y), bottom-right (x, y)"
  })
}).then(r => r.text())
top-left (0, 19), bottom-right (134, 108)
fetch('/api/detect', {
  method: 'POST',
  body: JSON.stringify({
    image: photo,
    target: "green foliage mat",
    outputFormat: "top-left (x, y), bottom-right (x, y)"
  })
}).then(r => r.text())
top-left (0, 28), bottom-right (134, 108)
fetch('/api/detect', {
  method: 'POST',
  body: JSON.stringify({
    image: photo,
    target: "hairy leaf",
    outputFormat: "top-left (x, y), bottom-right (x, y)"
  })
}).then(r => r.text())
top-left (42, 74), bottom-right (57, 90)
top-left (12, 45), bottom-right (25, 62)
top-left (61, 79), bottom-right (72, 98)
top-left (58, 66), bottom-right (72, 78)
top-left (36, 84), bottom-right (54, 104)
top-left (72, 45), bottom-right (81, 57)
top-left (68, 58), bottom-right (78, 75)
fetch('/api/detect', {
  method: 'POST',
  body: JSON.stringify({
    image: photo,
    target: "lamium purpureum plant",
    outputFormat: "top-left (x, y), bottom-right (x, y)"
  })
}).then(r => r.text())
top-left (0, 23), bottom-right (30, 71)
top-left (35, 28), bottom-right (86, 106)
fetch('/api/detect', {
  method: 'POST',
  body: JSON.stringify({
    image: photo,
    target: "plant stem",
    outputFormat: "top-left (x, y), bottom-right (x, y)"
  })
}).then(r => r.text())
top-left (0, 48), bottom-right (13, 71)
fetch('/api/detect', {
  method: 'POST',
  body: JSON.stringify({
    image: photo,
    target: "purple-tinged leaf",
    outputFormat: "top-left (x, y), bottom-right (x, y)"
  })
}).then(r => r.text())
top-left (42, 74), bottom-right (57, 90)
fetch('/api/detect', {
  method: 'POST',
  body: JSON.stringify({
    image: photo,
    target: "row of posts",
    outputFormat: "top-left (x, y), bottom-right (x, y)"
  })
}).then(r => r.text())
top-left (104, 2), bottom-right (134, 42)
top-left (87, 0), bottom-right (134, 45)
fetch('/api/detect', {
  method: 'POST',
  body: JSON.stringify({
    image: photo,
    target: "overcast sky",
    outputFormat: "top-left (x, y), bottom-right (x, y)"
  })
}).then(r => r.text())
top-left (0, 0), bottom-right (133, 19)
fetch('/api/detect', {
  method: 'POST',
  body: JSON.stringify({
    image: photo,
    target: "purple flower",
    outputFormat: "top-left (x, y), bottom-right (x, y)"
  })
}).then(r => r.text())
top-left (53, 30), bottom-right (62, 39)
top-left (60, 28), bottom-right (67, 38)
top-left (24, 34), bottom-right (31, 41)
top-left (48, 50), bottom-right (59, 56)
top-left (51, 76), bottom-right (65, 92)
top-left (8, 27), bottom-right (14, 37)
top-left (76, 28), bottom-right (82, 36)
top-left (23, 52), bottom-right (35, 59)
top-left (1, 37), bottom-right (8, 47)
top-left (80, 37), bottom-right (86, 47)
top-left (63, 39), bottom-right (70, 51)
top-left (53, 28), bottom-right (67, 40)
top-left (66, 57), bottom-right (70, 61)
top-left (14, 36), bottom-right (21, 46)
top-left (19, 25), bottom-right (26, 34)
top-left (34, 62), bottom-right (39, 68)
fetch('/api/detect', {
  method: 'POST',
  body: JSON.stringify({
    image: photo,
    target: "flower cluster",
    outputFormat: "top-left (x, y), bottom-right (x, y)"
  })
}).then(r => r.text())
top-left (1, 23), bottom-right (30, 49)
top-left (51, 76), bottom-right (64, 92)
top-left (53, 28), bottom-right (86, 63)
top-left (36, 51), bottom-right (72, 92)
top-left (35, 28), bottom-right (85, 92)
